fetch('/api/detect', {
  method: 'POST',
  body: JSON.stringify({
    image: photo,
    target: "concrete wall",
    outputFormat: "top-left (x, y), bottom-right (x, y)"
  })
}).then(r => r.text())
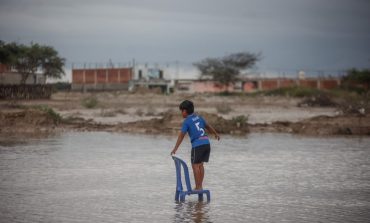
top-left (242, 78), bottom-right (341, 92)
top-left (193, 81), bottom-right (234, 93)
top-left (0, 72), bottom-right (46, 85)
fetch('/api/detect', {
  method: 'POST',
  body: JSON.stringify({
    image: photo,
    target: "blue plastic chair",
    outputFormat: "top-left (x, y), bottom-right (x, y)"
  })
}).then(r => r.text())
top-left (172, 156), bottom-right (211, 202)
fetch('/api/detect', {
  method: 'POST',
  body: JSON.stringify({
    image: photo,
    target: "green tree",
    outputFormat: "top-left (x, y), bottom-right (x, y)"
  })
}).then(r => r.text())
top-left (0, 41), bottom-right (65, 84)
top-left (344, 69), bottom-right (370, 84)
top-left (194, 52), bottom-right (260, 90)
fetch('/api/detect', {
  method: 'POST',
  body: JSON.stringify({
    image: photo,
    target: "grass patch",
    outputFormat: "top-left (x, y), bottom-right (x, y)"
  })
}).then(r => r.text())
top-left (263, 87), bottom-right (322, 97)
top-left (231, 115), bottom-right (249, 127)
top-left (216, 91), bottom-right (245, 96)
top-left (81, 96), bottom-right (99, 109)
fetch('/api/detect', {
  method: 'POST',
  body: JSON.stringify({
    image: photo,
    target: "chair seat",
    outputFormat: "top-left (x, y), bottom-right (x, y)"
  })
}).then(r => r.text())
top-left (186, 189), bottom-right (210, 195)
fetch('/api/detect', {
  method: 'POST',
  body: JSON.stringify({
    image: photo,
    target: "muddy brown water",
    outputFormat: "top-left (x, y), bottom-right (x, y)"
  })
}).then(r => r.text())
top-left (0, 133), bottom-right (369, 222)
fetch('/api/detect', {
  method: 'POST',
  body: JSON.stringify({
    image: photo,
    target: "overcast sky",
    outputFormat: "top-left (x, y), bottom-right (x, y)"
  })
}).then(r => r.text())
top-left (1, 0), bottom-right (370, 75)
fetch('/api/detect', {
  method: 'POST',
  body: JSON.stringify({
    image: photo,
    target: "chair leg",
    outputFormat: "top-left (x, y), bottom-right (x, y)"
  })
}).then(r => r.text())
top-left (180, 193), bottom-right (186, 202)
top-left (198, 193), bottom-right (204, 201)
top-left (206, 191), bottom-right (210, 202)
top-left (175, 191), bottom-right (180, 201)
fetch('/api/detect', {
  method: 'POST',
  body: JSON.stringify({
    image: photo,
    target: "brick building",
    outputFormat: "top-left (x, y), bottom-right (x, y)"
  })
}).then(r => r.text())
top-left (175, 77), bottom-right (341, 93)
top-left (72, 67), bottom-right (133, 91)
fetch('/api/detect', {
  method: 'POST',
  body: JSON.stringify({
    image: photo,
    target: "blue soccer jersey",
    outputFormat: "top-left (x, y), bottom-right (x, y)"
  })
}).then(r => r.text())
top-left (181, 113), bottom-right (210, 148)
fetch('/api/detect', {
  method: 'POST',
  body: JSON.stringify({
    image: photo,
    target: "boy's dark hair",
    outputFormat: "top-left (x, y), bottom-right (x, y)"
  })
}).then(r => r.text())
top-left (179, 100), bottom-right (194, 114)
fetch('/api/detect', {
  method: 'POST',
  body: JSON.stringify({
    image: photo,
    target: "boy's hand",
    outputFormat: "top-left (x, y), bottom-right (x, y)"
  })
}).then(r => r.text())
top-left (170, 149), bottom-right (176, 156)
top-left (215, 134), bottom-right (220, 141)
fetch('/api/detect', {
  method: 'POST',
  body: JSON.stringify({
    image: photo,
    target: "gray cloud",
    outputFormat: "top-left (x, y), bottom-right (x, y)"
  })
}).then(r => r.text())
top-left (1, 0), bottom-right (369, 73)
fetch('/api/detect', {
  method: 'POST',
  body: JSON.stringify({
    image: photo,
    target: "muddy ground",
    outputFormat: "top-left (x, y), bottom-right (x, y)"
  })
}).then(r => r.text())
top-left (0, 91), bottom-right (369, 137)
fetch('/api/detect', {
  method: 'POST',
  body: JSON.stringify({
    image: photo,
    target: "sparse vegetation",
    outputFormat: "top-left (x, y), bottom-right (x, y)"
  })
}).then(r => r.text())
top-left (100, 109), bottom-right (117, 117)
top-left (115, 109), bottom-right (128, 115)
top-left (135, 108), bottom-right (144, 116)
top-left (263, 87), bottom-right (322, 97)
top-left (298, 94), bottom-right (337, 107)
top-left (145, 107), bottom-right (157, 116)
top-left (216, 104), bottom-right (232, 114)
top-left (336, 92), bottom-right (369, 115)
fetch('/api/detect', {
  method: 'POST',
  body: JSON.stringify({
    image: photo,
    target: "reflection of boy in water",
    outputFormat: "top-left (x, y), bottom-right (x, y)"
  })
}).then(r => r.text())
top-left (171, 100), bottom-right (220, 190)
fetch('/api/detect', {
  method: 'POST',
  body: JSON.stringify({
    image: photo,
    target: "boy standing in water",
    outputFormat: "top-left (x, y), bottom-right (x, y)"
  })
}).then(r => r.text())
top-left (171, 100), bottom-right (220, 190)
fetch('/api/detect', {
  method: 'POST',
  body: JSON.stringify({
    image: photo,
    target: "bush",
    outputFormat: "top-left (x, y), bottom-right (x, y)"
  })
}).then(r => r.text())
top-left (34, 105), bottom-right (62, 124)
top-left (81, 96), bottom-right (98, 109)
top-left (51, 82), bottom-right (71, 92)
top-left (298, 94), bottom-right (337, 107)
top-left (231, 115), bottom-right (249, 128)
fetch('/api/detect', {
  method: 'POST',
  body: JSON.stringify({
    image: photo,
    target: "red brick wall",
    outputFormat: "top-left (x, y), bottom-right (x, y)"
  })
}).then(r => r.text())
top-left (85, 70), bottom-right (95, 84)
top-left (96, 69), bottom-right (106, 83)
top-left (299, 80), bottom-right (317, 88)
top-left (118, 68), bottom-right (132, 83)
top-left (0, 64), bottom-right (10, 73)
top-left (261, 80), bottom-right (278, 90)
top-left (108, 69), bottom-right (118, 83)
top-left (280, 79), bottom-right (296, 88)
top-left (321, 80), bottom-right (339, 89)
top-left (72, 70), bottom-right (84, 84)
top-left (72, 68), bottom-right (133, 84)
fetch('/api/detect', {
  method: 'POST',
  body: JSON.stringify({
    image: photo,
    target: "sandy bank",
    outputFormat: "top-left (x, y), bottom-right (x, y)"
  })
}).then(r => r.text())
top-left (0, 92), bottom-right (368, 137)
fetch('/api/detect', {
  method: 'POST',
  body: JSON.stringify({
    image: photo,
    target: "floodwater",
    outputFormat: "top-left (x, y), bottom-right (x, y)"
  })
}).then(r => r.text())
top-left (0, 132), bottom-right (369, 223)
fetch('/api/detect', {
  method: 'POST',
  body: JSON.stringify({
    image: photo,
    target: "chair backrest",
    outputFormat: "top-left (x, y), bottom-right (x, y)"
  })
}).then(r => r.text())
top-left (172, 156), bottom-right (192, 192)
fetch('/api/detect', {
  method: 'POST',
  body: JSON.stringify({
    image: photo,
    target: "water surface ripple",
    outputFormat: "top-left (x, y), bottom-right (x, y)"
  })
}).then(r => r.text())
top-left (0, 133), bottom-right (369, 222)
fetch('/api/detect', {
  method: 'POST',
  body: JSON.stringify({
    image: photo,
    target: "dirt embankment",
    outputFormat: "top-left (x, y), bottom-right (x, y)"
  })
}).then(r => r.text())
top-left (114, 111), bottom-right (249, 135)
top-left (250, 114), bottom-right (370, 135)
top-left (1, 108), bottom-right (369, 136)
top-left (0, 109), bottom-right (58, 136)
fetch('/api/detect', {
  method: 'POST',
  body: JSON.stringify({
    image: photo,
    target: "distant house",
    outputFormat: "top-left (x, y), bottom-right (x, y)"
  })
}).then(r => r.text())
top-left (71, 67), bottom-right (133, 91)
top-left (130, 67), bottom-right (172, 93)
top-left (175, 79), bottom-right (234, 93)
top-left (0, 64), bottom-right (46, 85)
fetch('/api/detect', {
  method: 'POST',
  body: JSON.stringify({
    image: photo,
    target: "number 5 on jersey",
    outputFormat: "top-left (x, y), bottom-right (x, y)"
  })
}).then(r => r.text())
top-left (195, 122), bottom-right (205, 136)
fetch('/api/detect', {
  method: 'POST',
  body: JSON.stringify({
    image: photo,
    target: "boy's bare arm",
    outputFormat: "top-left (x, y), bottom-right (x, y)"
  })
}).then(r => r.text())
top-left (171, 132), bottom-right (186, 155)
top-left (205, 123), bottom-right (220, 140)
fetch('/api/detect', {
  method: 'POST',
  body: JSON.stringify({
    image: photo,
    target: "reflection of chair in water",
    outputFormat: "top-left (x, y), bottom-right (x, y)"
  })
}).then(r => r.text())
top-left (173, 201), bottom-right (209, 223)
top-left (172, 156), bottom-right (210, 202)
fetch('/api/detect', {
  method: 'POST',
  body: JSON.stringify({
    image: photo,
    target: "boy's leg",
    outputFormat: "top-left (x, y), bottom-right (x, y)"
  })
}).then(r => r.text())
top-left (199, 162), bottom-right (204, 189)
top-left (192, 163), bottom-right (202, 190)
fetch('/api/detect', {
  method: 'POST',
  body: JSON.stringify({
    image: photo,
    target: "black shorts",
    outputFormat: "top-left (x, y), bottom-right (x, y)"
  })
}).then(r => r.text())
top-left (191, 144), bottom-right (211, 164)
